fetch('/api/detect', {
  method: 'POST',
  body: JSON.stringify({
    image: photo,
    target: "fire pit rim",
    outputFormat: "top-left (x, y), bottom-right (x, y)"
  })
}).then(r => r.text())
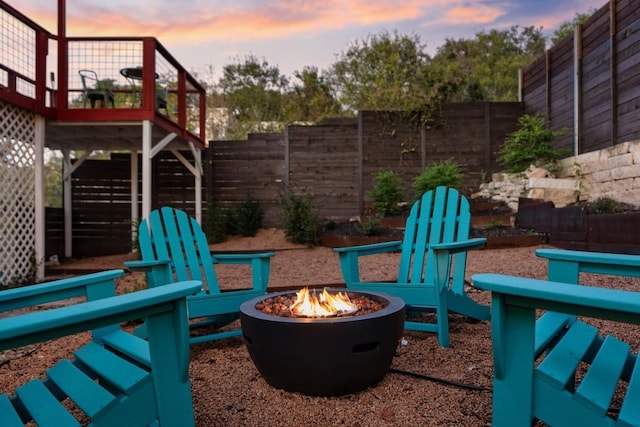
top-left (240, 288), bottom-right (405, 324)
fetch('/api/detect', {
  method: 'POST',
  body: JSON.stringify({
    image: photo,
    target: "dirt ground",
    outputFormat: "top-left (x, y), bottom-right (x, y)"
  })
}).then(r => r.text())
top-left (3, 229), bottom-right (640, 426)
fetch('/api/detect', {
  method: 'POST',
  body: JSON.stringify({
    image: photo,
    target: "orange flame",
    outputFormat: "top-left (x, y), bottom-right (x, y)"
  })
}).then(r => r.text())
top-left (290, 288), bottom-right (358, 317)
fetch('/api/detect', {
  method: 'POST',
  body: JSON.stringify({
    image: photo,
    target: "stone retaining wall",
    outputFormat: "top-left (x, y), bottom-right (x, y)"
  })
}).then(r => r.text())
top-left (474, 139), bottom-right (640, 211)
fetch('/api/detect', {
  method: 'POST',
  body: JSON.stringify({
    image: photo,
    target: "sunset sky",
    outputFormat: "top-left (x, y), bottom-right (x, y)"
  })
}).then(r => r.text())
top-left (13, 0), bottom-right (605, 80)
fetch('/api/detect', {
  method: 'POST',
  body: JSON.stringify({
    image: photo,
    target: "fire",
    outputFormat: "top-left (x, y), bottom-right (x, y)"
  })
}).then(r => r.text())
top-left (290, 288), bottom-right (358, 317)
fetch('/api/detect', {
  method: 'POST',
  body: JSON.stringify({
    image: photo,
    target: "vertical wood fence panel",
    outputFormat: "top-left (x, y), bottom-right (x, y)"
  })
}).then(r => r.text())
top-left (208, 133), bottom-right (285, 227)
top-left (286, 119), bottom-right (360, 219)
top-left (521, 0), bottom-right (640, 154)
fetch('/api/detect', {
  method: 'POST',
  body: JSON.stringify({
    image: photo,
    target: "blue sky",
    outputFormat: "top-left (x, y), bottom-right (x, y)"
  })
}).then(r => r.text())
top-left (14, 0), bottom-right (605, 80)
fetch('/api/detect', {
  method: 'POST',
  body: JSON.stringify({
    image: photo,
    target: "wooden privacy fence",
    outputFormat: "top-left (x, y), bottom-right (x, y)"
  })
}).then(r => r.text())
top-left (47, 102), bottom-right (521, 258)
top-left (45, 152), bottom-right (207, 258)
top-left (521, 0), bottom-right (640, 155)
top-left (209, 103), bottom-right (523, 226)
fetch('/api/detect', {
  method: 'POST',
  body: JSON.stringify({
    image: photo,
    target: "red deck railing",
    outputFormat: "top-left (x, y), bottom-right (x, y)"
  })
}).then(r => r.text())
top-left (0, 1), bottom-right (206, 147)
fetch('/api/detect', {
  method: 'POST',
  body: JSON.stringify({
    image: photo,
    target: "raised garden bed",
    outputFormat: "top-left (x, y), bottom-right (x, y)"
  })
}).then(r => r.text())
top-left (318, 219), bottom-right (546, 249)
top-left (517, 198), bottom-right (640, 254)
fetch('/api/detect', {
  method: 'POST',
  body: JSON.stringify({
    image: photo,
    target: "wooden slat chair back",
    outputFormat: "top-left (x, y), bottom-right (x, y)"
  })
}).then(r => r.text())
top-left (0, 269), bottom-right (200, 427)
top-left (138, 206), bottom-right (221, 292)
top-left (334, 186), bottom-right (489, 347)
top-left (473, 248), bottom-right (640, 427)
top-left (126, 206), bottom-right (274, 344)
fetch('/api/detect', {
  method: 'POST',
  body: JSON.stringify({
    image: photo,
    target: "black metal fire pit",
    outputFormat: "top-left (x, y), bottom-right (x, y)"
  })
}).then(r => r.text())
top-left (240, 289), bottom-right (405, 397)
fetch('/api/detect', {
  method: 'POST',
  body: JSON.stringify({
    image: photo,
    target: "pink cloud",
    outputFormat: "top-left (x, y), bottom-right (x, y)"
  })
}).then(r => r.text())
top-left (18, 0), bottom-right (430, 43)
top-left (440, 5), bottom-right (505, 25)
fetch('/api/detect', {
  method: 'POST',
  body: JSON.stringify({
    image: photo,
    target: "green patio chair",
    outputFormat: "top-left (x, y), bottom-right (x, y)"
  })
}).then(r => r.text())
top-left (334, 186), bottom-right (489, 347)
top-left (473, 249), bottom-right (640, 426)
top-left (0, 269), bottom-right (200, 426)
top-left (79, 69), bottom-right (114, 108)
top-left (125, 206), bottom-right (275, 344)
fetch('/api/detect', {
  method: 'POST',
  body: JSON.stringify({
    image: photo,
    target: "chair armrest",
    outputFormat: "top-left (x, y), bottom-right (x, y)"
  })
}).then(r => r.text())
top-left (124, 259), bottom-right (173, 288)
top-left (536, 248), bottom-right (640, 282)
top-left (472, 273), bottom-right (640, 381)
top-left (211, 252), bottom-right (275, 264)
top-left (334, 241), bottom-right (403, 285)
top-left (431, 237), bottom-right (487, 253)
top-left (212, 253), bottom-right (274, 293)
top-left (0, 270), bottom-right (123, 313)
top-left (472, 273), bottom-right (640, 321)
top-left (124, 259), bottom-right (172, 270)
top-left (0, 280), bottom-right (202, 352)
top-left (333, 240), bottom-right (403, 256)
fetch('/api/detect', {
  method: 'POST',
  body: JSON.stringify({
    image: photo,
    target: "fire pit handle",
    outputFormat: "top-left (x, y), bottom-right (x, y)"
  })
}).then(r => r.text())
top-left (353, 341), bottom-right (379, 353)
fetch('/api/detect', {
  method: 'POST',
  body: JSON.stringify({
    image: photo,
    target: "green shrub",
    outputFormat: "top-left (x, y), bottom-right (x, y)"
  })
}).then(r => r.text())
top-left (359, 214), bottom-right (382, 236)
top-left (280, 191), bottom-right (319, 246)
top-left (205, 202), bottom-right (229, 243)
top-left (592, 197), bottom-right (625, 214)
top-left (368, 170), bottom-right (404, 216)
top-left (228, 197), bottom-right (263, 237)
top-left (498, 114), bottom-right (568, 173)
top-left (412, 160), bottom-right (464, 199)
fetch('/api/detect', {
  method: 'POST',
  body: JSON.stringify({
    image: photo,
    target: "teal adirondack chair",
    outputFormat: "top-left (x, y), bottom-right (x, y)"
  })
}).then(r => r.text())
top-left (473, 248), bottom-right (640, 427)
top-left (125, 206), bottom-right (275, 344)
top-left (0, 269), bottom-right (201, 427)
top-left (334, 186), bottom-right (489, 347)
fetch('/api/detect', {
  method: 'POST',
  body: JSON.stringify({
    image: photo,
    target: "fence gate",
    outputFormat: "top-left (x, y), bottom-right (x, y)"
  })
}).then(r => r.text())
top-left (0, 101), bottom-right (36, 286)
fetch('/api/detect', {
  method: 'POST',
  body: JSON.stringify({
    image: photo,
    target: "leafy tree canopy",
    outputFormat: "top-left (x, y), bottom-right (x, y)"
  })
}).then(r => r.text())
top-left (284, 66), bottom-right (342, 123)
top-left (327, 30), bottom-right (450, 113)
top-left (216, 55), bottom-right (290, 138)
top-left (432, 25), bottom-right (546, 101)
top-left (551, 10), bottom-right (595, 45)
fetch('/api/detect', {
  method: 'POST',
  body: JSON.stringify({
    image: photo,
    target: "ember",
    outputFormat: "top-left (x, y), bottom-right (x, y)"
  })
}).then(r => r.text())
top-left (254, 289), bottom-right (387, 318)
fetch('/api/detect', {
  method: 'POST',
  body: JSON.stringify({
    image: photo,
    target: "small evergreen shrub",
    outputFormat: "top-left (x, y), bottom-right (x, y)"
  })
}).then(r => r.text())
top-left (412, 160), bottom-right (464, 199)
top-left (228, 197), bottom-right (263, 237)
top-left (592, 197), bottom-right (626, 214)
top-left (205, 202), bottom-right (229, 243)
top-left (359, 214), bottom-right (382, 236)
top-left (368, 170), bottom-right (404, 216)
top-left (280, 191), bottom-right (319, 246)
top-left (499, 114), bottom-right (568, 173)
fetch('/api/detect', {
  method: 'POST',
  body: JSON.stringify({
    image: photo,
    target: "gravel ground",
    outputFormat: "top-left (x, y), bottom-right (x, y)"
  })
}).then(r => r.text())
top-left (3, 229), bottom-right (640, 426)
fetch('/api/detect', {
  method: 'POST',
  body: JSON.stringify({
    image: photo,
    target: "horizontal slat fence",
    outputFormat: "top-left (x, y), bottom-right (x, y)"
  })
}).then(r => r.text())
top-left (521, 0), bottom-right (640, 154)
top-left (211, 103), bottom-right (523, 226)
top-left (70, 157), bottom-right (133, 256)
top-left (54, 102), bottom-right (522, 257)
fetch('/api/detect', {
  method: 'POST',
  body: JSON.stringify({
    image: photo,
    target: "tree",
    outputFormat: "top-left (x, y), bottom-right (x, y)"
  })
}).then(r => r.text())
top-left (327, 30), bottom-right (449, 113)
top-left (217, 55), bottom-right (290, 139)
top-left (551, 10), bottom-right (595, 45)
top-left (284, 66), bottom-right (342, 123)
top-left (432, 26), bottom-right (546, 101)
top-left (44, 150), bottom-right (63, 208)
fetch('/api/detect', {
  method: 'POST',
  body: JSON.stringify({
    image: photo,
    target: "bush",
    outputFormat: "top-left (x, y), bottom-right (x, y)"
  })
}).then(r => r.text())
top-left (499, 114), bottom-right (568, 173)
top-left (412, 160), bottom-right (464, 199)
top-left (368, 170), bottom-right (404, 216)
top-left (228, 197), bottom-right (263, 237)
top-left (358, 214), bottom-right (382, 236)
top-left (280, 191), bottom-right (319, 246)
top-left (592, 197), bottom-right (626, 214)
top-left (205, 202), bottom-right (229, 243)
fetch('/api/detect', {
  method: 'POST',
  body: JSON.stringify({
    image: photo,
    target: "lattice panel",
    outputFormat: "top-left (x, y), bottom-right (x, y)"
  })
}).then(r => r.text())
top-left (0, 101), bottom-right (36, 287)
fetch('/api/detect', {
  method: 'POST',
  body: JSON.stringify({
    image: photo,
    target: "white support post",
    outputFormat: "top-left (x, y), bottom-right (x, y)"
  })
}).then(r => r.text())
top-left (131, 150), bottom-right (139, 249)
top-left (195, 147), bottom-right (202, 223)
top-left (34, 116), bottom-right (46, 281)
top-left (62, 148), bottom-right (72, 258)
top-left (142, 120), bottom-right (153, 221)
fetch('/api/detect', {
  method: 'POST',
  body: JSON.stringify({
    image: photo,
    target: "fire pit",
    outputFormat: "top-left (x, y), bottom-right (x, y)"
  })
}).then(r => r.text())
top-left (240, 288), bottom-right (405, 397)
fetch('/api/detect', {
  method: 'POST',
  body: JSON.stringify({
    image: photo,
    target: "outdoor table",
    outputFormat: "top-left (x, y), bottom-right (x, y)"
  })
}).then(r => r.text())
top-left (119, 67), bottom-right (159, 107)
